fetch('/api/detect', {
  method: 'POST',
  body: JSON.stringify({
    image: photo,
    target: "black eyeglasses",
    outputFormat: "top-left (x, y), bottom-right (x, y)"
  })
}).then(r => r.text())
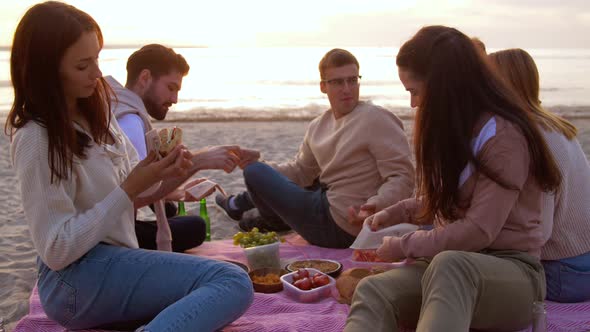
top-left (323, 75), bottom-right (362, 88)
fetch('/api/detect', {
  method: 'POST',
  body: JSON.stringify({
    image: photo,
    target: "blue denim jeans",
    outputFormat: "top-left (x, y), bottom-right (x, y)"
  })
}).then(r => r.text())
top-left (543, 251), bottom-right (590, 303)
top-left (37, 243), bottom-right (253, 331)
top-left (240, 162), bottom-right (355, 248)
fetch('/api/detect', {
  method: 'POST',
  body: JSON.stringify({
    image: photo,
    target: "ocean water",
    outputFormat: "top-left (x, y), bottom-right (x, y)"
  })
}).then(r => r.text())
top-left (1, 46), bottom-right (590, 121)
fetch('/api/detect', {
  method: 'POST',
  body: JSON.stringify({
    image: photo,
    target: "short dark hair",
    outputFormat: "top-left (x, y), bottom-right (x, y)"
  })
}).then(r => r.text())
top-left (318, 48), bottom-right (359, 79)
top-left (126, 44), bottom-right (190, 86)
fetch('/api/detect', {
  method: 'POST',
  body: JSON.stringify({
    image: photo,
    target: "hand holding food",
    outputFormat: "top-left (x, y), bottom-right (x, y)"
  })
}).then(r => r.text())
top-left (122, 145), bottom-right (193, 200)
top-left (376, 236), bottom-right (405, 262)
top-left (145, 127), bottom-right (184, 159)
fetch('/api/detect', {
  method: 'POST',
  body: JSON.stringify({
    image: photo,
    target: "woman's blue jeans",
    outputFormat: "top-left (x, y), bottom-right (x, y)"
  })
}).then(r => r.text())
top-left (37, 243), bottom-right (253, 332)
top-left (543, 251), bottom-right (590, 303)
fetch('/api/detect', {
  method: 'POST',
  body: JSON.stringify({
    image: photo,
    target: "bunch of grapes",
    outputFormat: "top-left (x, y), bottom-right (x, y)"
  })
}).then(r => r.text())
top-left (233, 227), bottom-right (280, 248)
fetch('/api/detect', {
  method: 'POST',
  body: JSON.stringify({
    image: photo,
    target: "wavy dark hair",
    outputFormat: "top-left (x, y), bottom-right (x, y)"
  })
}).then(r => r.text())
top-left (5, 1), bottom-right (112, 183)
top-left (396, 26), bottom-right (561, 223)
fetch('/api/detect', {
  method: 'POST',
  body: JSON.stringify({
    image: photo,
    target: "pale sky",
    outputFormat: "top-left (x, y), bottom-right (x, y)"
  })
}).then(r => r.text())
top-left (1, 0), bottom-right (589, 49)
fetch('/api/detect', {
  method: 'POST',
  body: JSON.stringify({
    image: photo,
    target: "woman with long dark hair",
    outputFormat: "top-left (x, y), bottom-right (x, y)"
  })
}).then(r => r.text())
top-left (490, 48), bottom-right (590, 303)
top-left (7, 2), bottom-right (252, 331)
top-left (345, 26), bottom-right (561, 332)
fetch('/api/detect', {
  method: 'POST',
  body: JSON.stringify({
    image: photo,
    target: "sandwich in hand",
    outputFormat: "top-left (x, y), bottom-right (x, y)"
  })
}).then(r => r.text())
top-left (158, 127), bottom-right (183, 157)
top-left (145, 127), bottom-right (183, 159)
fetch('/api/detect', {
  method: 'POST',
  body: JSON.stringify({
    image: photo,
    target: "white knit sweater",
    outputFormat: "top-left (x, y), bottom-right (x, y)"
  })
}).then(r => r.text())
top-left (11, 117), bottom-right (138, 270)
top-left (540, 130), bottom-right (590, 260)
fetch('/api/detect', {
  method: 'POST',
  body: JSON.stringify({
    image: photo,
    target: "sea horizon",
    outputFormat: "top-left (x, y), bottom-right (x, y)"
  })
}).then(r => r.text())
top-left (2, 46), bottom-right (590, 122)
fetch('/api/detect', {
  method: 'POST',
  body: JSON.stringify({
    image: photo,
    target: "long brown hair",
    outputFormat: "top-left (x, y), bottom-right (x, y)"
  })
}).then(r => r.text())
top-left (5, 1), bottom-right (112, 183)
top-left (396, 26), bottom-right (561, 223)
top-left (489, 48), bottom-right (577, 139)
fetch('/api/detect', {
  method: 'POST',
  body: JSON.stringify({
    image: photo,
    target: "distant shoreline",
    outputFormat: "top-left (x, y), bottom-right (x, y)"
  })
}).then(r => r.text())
top-left (2, 105), bottom-right (590, 124)
top-left (158, 109), bottom-right (590, 123)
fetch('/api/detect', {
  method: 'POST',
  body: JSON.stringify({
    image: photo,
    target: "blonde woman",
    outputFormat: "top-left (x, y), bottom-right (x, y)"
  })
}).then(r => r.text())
top-left (490, 48), bottom-right (590, 303)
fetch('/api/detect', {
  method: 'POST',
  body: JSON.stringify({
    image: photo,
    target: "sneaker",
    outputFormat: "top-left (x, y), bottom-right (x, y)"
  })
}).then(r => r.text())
top-left (239, 216), bottom-right (291, 232)
top-left (215, 194), bottom-right (243, 221)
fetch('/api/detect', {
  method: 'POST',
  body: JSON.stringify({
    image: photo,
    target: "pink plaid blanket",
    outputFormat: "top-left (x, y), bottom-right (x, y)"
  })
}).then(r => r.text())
top-left (15, 235), bottom-right (590, 332)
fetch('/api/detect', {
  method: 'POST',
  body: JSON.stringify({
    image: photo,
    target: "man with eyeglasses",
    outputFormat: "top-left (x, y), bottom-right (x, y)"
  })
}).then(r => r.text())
top-left (217, 48), bottom-right (414, 248)
top-left (106, 44), bottom-right (240, 252)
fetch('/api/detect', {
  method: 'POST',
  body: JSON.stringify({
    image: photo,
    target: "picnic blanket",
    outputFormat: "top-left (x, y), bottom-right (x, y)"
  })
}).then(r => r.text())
top-left (14, 234), bottom-right (590, 332)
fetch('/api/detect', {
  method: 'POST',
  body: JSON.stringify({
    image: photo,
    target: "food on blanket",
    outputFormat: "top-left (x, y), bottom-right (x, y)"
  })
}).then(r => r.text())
top-left (252, 273), bottom-right (280, 284)
top-left (292, 268), bottom-right (310, 282)
top-left (336, 267), bottom-right (386, 305)
top-left (311, 273), bottom-right (330, 287)
top-left (293, 277), bottom-right (313, 290)
top-left (291, 270), bottom-right (330, 291)
top-left (285, 259), bottom-right (343, 277)
top-left (158, 127), bottom-right (183, 157)
top-left (248, 268), bottom-right (286, 293)
top-left (281, 268), bottom-right (334, 302)
top-left (233, 227), bottom-right (281, 248)
top-left (352, 249), bottom-right (387, 262)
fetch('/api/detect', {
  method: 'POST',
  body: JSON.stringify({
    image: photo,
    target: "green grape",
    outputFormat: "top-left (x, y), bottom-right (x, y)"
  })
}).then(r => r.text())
top-left (232, 228), bottom-right (280, 248)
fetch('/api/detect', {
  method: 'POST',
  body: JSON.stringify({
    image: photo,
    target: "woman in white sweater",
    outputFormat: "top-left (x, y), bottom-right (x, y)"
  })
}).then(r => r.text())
top-left (6, 2), bottom-right (253, 331)
top-left (490, 48), bottom-right (590, 303)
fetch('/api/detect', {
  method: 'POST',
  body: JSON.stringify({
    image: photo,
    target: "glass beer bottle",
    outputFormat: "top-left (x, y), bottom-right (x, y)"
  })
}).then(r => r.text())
top-left (177, 201), bottom-right (187, 216)
top-left (200, 198), bottom-right (211, 241)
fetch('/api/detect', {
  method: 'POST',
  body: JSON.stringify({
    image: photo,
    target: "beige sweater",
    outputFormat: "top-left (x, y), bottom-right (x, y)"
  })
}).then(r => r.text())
top-left (11, 118), bottom-right (138, 271)
top-left (540, 130), bottom-right (590, 260)
top-left (267, 101), bottom-right (415, 236)
top-left (387, 116), bottom-right (547, 258)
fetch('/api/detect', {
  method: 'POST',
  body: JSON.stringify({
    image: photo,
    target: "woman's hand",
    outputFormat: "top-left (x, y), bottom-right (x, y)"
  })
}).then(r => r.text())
top-left (365, 209), bottom-right (403, 231)
top-left (376, 236), bottom-right (405, 262)
top-left (121, 145), bottom-right (193, 201)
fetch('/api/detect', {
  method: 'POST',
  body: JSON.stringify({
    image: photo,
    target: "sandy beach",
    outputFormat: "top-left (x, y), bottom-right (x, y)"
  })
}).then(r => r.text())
top-left (3, 117), bottom-right (590, 330)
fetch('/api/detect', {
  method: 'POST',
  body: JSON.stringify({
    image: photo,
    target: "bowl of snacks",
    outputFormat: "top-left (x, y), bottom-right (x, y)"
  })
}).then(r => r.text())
top-left (234, 227), bottom-right (282, 270)
top-left (248, 267), bottom-right (288, 293)
top-left (285, 259), bottom-right (343, 278)
top-left (280, 268), bottom-right (335, 303)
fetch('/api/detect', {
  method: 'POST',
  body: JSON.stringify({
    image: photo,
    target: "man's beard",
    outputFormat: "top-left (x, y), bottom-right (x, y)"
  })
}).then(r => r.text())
top-left (143, 94), bottom-right (167, 120)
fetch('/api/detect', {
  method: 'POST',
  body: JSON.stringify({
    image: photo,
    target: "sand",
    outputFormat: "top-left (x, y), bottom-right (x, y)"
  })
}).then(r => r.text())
top-left (3, 118), bottom-right (590, 330)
